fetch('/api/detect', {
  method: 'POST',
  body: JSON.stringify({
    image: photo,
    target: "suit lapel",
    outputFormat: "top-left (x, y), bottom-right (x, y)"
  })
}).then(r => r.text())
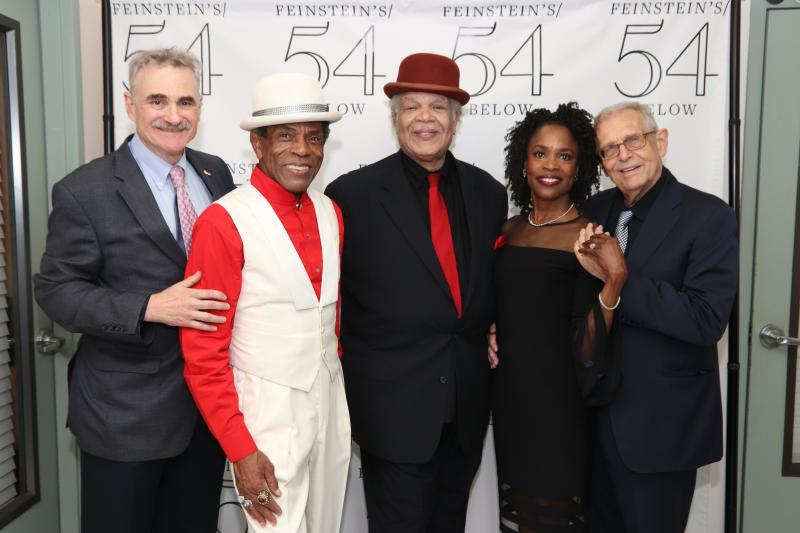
top-left (378, 154), bottom-right (453, 301)
top-left (187, 149), bottom-right (228, 200)
top-left (589, 191), bottom-right (615, 227)
top-left (114, 142), bottom-right (187, 269)
top-left (626, 170), bottom-right (681, 272)
top-left (456, 160), bottom-right (482, 314)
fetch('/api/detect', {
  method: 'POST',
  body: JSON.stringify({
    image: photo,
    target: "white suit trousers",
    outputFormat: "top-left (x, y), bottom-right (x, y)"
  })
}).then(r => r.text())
top-left (231, 364), bottom-right (351, 533)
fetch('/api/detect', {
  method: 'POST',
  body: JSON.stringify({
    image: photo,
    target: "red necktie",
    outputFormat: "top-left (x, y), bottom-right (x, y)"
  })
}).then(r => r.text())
top-left (428, 172), bottom-right (462, 318)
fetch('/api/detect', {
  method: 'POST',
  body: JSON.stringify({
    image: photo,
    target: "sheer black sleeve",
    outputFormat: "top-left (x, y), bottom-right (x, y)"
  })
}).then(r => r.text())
top-left (571, 267), bottom-right (622, 406)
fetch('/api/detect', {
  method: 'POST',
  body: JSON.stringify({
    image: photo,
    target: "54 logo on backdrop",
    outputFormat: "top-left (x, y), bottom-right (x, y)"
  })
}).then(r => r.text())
top-left (119, 17), bottom-right (719, 100)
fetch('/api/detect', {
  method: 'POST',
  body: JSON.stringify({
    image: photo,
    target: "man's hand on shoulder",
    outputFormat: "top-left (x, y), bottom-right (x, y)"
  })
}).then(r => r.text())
top-left (144, 271), bottom-right (230, 331)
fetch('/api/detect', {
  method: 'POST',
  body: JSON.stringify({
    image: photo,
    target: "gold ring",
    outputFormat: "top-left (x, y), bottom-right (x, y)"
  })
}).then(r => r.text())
top-left (256, 488), bottom-right (272, 506)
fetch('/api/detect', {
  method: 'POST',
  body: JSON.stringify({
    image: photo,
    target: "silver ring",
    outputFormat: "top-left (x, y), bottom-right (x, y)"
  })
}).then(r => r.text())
top-left (589, 242), bottom-right (597, 250)
top-left (238, 495), bottom-right (253, 509)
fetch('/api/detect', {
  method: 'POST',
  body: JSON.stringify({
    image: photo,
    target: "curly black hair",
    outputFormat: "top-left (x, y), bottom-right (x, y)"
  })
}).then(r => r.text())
top-left (504, 102), bottom-right (599, 214)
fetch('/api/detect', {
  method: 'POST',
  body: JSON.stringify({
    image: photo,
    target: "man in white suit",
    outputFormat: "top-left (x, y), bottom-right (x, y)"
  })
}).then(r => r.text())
top-left (181, 72), bottom-right (350, 533)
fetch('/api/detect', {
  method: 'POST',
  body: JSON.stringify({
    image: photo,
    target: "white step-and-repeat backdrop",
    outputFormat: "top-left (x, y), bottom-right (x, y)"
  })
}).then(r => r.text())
top-left (108, 1), bottom-right (735, 531)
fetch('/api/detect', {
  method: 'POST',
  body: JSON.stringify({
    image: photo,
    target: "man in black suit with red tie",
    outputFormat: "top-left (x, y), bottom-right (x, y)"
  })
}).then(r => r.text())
top-left (325, 53), bottom-right (507, 533)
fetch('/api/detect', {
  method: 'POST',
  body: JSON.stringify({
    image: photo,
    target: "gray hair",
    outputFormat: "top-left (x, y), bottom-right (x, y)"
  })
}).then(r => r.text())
top-left (594, 101), bottom-right (658, 131)
top-left (389, 94), bottom-right (463, 126)
top-left (128, 47), bottom-right (201, 96)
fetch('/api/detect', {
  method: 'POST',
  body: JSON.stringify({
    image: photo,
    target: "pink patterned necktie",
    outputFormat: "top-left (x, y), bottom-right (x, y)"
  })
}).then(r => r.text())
top-left (169, 165), bottom-right (198, 253)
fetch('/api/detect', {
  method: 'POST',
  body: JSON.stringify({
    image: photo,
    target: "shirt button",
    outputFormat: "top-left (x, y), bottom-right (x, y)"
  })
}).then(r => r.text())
top-left (439, 376), bottom-right (448, 384)
top-left (314, 267), bottom-right (321, 273)
top-left (305, 232), bottom-right (311, 239)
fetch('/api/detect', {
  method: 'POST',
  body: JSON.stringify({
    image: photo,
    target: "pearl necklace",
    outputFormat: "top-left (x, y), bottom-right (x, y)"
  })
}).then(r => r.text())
top-left (526, 203), bottom-right (575, 227)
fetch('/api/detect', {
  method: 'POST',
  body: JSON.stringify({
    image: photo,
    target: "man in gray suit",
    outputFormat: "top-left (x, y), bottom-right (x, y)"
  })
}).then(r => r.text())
top-left (34, 48), bottom-right (235, 533)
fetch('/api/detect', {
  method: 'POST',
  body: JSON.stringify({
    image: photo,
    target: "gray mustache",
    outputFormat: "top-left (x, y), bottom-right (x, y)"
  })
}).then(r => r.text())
top-left (153, 120), bottom-right (192, 132)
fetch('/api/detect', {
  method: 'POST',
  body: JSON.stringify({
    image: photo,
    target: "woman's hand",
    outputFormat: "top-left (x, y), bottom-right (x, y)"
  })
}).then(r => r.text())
top-left (573, 223), bottom-right (628, 284)
top-left (487, 322), bottom-right (499, 368)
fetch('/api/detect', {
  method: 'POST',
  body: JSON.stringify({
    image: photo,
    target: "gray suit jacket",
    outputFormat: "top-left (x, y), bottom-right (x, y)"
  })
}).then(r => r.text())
top-left (34, 137), bottom-right (235, 461)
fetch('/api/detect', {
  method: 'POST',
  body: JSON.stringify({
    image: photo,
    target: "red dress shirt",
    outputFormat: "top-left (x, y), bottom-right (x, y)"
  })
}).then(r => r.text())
top-left (181, 167), bottom-right (343, 462)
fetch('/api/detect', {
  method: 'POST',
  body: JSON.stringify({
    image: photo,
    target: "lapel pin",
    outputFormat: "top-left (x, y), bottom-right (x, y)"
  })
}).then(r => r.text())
top-left (202, 169), bottom-right (212, 176)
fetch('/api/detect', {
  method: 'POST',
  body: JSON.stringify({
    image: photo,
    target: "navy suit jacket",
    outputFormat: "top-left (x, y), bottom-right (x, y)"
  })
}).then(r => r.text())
top-left (34, 138), bottom-right (235, 462)
top-left (326, 151), bottom-right (507, 464)
top-left (587, 168), bottom-right (737, 473)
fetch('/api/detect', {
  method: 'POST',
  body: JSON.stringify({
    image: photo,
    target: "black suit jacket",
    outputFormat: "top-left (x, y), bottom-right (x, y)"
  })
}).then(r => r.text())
top-left (325, 151), bottom-right (507, 463)
top-left (587, 168), bottom-right (737, 473)
top-left (34, 137), bottom-right (235, 462)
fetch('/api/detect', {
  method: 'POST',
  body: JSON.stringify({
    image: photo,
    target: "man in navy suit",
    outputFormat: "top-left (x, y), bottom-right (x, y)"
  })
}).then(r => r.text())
top-left (578, 102), bottom-right (737, 533)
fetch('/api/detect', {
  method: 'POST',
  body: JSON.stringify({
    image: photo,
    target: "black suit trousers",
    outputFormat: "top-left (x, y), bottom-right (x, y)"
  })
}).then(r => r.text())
top-left (80, 417), bottom-right (225, 533)
top-left (588, 409), bottom-right (696, 533)
top-left (360, 423), bottom-right (482, 533)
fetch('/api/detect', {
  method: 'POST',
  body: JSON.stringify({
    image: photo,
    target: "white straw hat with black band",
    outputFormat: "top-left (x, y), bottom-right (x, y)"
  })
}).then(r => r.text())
top-left (240, 72), bottom-right (342, 131)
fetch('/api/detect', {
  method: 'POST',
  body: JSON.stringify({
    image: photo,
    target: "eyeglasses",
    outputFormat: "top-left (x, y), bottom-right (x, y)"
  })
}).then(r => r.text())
top-left (598, 130), bottom-right (657, 160)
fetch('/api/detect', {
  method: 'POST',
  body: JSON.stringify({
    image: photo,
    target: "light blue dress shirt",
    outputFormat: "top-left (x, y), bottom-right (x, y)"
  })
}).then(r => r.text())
top-left (128, 134), bottom-right (213, 249)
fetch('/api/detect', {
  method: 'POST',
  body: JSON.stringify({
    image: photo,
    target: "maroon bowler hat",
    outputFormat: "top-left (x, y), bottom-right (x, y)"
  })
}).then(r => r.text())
top-left (383, 53), bottom-right (471, 105)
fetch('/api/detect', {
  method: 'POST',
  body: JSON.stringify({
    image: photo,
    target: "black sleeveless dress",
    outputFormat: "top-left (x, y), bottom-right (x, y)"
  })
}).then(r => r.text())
top-left (492, 244), bottom-right (601, 531)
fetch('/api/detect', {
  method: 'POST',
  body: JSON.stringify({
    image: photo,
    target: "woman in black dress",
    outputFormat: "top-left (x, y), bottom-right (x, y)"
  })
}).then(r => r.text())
top-left (490, 103), bottom-right (627, 532)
